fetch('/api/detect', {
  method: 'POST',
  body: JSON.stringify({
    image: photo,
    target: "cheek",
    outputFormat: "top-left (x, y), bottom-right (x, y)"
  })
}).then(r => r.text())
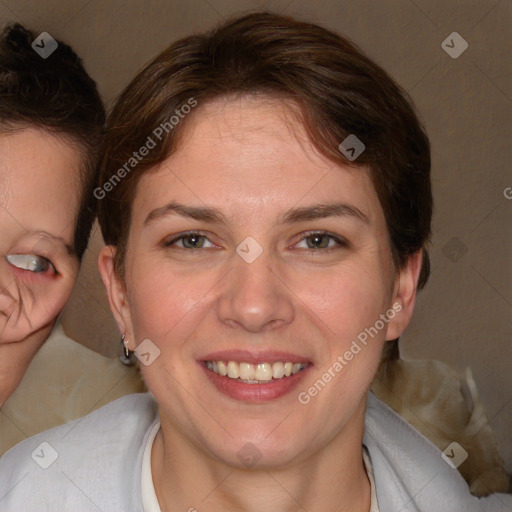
top-left (39, 279), bottom-right (75, 316)
top-left (302, 263), bottom-right (391, 337)
top-left (0, 272), bottom-right (75, 343)
top-left (298, 271), bottom-right (388, 408)
top-left (297, 264), bottom-right (392, 399)
top-left (127, 260), bottom-right (217, 343)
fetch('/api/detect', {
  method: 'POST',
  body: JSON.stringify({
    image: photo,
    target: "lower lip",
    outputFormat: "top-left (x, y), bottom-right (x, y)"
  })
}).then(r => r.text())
top-left (200, 363), bottom-right (311, 403)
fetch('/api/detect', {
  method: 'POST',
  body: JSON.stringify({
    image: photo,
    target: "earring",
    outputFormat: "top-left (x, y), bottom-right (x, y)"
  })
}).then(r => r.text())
top-left (119, 333), bottom-right (135, 366)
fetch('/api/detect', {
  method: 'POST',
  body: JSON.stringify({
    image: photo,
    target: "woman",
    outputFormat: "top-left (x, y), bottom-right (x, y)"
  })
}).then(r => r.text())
top-left (0, 23), bottom-right (143, 454)
top-left (0, 13), bottom-right (510, 511)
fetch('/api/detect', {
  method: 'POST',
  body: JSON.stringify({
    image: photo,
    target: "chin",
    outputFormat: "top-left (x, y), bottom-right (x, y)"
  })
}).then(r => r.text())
top-left (202, 426), bottom-right (315, 471)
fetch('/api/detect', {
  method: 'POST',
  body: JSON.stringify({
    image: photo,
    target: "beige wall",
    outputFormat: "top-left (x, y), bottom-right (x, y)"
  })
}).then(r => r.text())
top-left (1, 0), bottom-right (510, 470)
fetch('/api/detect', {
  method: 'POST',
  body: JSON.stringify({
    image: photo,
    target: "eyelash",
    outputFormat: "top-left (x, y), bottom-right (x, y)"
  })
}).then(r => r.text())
top-left (37, 257), bottom-right (58, 275)
top-left (163, 231), bottom-right (348, 254)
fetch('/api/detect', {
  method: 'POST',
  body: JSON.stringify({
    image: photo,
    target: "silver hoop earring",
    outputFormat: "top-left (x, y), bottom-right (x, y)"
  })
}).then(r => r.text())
top-left (119, 334), bottom-right (135, 366)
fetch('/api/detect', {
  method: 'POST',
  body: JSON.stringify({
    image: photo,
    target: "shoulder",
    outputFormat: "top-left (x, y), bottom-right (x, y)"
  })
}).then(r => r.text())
top-left (364, 392), bottom-right (512, 511)
top-left (0, 393), bottom-right (157, 511)
top-left (0, 323), bottom-right (145, 453)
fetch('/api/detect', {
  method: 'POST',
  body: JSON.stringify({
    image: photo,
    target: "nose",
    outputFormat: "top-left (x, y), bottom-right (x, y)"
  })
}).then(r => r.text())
top-left (216, 250), bottom-right (295, 333)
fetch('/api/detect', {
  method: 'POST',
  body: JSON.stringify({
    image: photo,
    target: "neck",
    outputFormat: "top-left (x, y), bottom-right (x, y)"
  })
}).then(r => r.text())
top-left (153, 397), bottom-right (371, 512)
top-left (0, 323), bottom-right (53, 408)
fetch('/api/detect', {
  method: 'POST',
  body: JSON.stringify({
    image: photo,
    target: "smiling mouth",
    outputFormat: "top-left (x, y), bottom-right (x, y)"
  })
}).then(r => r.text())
top-left (204, 360), bottom-right (309, 383)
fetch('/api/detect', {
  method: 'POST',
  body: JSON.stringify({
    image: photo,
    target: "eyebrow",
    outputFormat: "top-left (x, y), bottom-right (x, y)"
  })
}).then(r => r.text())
top-left (144, 200), bottom-right (369, 226)
top-left (279, 203), bottom-right (369, 225)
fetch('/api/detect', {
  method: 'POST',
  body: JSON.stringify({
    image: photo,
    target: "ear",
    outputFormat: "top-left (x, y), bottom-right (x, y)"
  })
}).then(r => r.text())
top-left (385, 250), bottom-right (423, 340)
top-left (98, 246), bottom-right (135, 351)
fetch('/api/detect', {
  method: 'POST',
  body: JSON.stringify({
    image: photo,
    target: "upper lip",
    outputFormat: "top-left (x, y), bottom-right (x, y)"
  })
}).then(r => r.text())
top-left (199, 350), bottom-right (311, 365)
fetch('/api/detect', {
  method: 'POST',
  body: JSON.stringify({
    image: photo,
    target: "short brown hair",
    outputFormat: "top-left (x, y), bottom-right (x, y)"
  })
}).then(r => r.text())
top-left (98, 12), bottom-right (432, 289)
top-left (0, 23), bottom-right (105, 260)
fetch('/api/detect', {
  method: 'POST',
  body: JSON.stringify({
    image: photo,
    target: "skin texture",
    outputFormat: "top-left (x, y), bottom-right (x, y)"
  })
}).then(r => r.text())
top-left (0, 128), bottom-right (80, 407)
top-left (99, 96), bottom-right (422, 512)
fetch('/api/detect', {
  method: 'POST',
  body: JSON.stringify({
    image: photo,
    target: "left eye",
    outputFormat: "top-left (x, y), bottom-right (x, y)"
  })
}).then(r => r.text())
top-left (296, 233), bottom-right (345, 250)
top-left (6, 254), bottom-right (55, 274)
top-left (165, 233), bottom-right (215, 249)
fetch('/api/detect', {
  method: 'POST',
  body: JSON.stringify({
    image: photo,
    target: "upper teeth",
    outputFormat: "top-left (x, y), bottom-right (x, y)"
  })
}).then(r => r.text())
top-left (206, 361), bottom-right (307, 381)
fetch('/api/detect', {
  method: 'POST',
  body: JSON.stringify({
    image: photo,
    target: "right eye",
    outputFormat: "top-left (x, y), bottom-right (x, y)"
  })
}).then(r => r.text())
top-left (6, 254), bottom-right (55, 274)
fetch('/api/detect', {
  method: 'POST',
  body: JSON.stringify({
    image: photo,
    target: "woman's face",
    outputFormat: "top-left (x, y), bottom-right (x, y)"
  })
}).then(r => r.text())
top-left (0, 128), bottom-right (80, 344)
top-left (103, 96), bottom-right (420, 468)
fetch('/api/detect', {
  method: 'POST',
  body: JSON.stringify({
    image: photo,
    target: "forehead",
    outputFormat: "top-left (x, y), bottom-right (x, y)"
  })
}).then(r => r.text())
top-left (0, 127), bottom-right (81, 242)
top-left (174, 95), bottom-right (336, 176)
top-left (135, 96), bottom-right (382, 225)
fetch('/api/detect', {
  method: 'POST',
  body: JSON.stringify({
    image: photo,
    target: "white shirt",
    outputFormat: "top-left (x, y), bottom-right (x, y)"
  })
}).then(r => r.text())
top-left (141, 421), bottom-right (161, 512)
top-left (363, 446), bottom-right (380, 512)
top-left (1, 392), bottom-right (510, 511)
